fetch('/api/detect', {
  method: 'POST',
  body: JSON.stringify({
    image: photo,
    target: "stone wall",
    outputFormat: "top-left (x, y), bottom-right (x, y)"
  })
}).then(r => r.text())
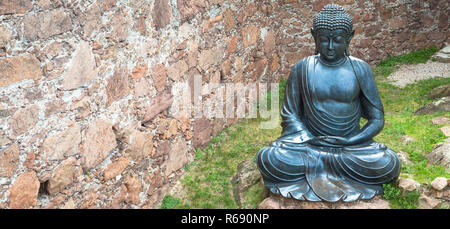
top-left (0, 0), bottom-right (448, 209)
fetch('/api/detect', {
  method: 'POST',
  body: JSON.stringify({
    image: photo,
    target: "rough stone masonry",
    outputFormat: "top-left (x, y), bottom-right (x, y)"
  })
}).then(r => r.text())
top-left (0, 0), bottom-right (448, 209)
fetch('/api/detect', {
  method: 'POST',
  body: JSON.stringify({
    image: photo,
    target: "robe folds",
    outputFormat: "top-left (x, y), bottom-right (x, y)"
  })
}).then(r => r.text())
top-left (256, 55), bottom-right (401, 202)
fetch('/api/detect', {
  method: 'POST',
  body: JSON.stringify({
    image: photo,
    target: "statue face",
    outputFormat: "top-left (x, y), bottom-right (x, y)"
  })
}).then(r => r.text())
top-left (316, 29), bottom-right (348, 63)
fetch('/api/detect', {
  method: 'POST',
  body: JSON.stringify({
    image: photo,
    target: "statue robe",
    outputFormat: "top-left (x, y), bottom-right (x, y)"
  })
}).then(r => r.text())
top-left (256, 55), bottom-right (401, 202)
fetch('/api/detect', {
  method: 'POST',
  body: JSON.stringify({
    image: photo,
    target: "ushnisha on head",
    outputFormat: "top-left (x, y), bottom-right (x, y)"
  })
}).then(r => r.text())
top-left (311, 4), bottom-right (355, 64)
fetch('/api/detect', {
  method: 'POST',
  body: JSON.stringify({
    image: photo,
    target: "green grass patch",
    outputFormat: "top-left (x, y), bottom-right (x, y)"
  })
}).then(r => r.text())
top-left (382, 183), bottom-right (420, 209)
top-left (160, 195), bottom-right (181, 209)
top-left (172, 117), bottom-right (282, 209)
top-left (161, 46), bottom-right (449, 209)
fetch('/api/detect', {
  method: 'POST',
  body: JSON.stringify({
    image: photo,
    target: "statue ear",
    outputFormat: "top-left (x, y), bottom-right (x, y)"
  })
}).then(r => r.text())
top-left (345, 29), bottom-right (355, 56)
top-left (311, 28), bottom-right (319, 55)
top-left (347, 29), bottom-right (355, 43)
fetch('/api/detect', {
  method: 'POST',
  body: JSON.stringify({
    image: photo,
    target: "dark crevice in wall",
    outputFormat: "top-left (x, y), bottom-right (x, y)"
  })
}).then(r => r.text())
top-left (38, 181), bottom-right (49, 197)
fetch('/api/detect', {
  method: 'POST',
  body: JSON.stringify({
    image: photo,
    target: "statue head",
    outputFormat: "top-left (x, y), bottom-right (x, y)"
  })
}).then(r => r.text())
top-left (311, 4), bottom-right (355, 63)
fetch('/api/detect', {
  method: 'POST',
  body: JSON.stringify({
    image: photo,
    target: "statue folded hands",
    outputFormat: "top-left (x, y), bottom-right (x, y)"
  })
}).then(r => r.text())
top-left (256, 4), bottom-right (401, 202)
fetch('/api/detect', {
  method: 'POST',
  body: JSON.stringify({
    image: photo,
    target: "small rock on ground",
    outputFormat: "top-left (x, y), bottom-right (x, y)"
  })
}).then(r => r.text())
top-left (414, 96), bottom-right (450, 115)
top-left (231, 158), bottom-right (264, 208)
top-left (397, 150), bottom-right (413, 165)
top-left (428, 83), bottom-right (450, 99)
top-left (431, 116), bottom-right (450, 125)
top-left (398, 178), bottom-right (421, 193)
top-left (430, 177), bottom-right (448, 191)
top-left (418, 194), bottom-right (442, 209)
top-left (439, 126), bottom-right (450, 137)
top-left (433, 45), bottom-right (450, 63)
top-left (427, 142), bottom-right (450, 170)
top-left (401, 135), bottom-right (415, 144)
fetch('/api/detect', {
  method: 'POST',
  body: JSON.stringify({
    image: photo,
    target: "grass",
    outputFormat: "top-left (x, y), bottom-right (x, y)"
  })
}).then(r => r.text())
top-left (173, 117), bottom-right (283, 209)
top-left (382, 183), bottom-right (420, 209)
top-left (161, 195), bottom-right (181, 209)
top-left (161, 46), bottom-right (449, 209)
top-left (374, 49), bottom-right (450, 185)
top-left (372, 46), bottom-right (449, 208)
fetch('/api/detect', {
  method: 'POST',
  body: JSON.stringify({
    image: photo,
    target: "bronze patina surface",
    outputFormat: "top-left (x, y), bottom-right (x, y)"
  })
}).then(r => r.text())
top-left (256, 4), bottom-right (401, 202)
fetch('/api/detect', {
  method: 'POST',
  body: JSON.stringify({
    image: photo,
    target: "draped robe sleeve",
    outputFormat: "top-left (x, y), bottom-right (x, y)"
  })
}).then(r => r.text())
top-left (278, 59), bottom-right (313, 142)
top-left (350, 56), bottom-right (384, 120)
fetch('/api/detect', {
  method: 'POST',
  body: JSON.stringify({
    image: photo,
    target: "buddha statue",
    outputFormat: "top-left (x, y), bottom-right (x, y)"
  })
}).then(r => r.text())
top-left (256, 4), bottom-right (401, 202)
